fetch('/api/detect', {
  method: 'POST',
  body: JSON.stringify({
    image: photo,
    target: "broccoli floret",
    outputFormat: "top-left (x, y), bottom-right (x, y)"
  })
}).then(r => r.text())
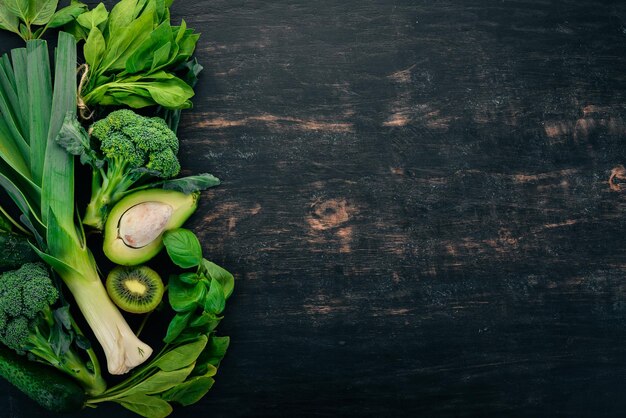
top-left (84, 110), bottom-right (181, 229)
top-left (0, 263), bottom-right (58, 353)
top-left (0, 263), bottom-right (106, 395)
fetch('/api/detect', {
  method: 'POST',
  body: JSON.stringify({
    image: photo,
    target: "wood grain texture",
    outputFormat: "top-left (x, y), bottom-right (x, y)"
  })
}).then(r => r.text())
top-left (2, 0), bottom-right (626, 417)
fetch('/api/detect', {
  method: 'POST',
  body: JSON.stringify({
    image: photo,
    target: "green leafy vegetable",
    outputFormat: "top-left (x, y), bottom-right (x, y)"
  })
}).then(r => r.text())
top-left (56, 110), bottom-right (219, 231)
top-left (76, 0), bottom-right (200, 111)
top-left (0, 0), bottom-right (87, 41)
top-left (86, 229), bottom-right (234, 417)
top-left (163, 228), bottom-right (202, 269)
top-left (0, 32), bottom-right (152, 380)
top-left (0, 263), bottom-right (106, 395)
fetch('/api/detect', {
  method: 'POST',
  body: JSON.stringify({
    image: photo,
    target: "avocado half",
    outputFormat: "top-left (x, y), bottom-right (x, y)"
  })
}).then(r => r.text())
top-left (103, 189), bottom-right (199, 266)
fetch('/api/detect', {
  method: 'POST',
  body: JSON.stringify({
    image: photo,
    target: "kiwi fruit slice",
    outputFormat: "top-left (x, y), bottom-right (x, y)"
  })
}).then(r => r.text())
top-left (106, 266), bottom-right (165, 314)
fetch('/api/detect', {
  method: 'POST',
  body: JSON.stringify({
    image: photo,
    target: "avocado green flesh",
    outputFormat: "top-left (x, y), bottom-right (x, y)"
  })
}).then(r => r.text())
top-left (104, 189), bottom-right (198, 266)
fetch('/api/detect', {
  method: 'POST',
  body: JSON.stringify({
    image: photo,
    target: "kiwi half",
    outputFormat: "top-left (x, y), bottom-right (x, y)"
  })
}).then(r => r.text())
top-left (106, 266), bottom-right (165, 314)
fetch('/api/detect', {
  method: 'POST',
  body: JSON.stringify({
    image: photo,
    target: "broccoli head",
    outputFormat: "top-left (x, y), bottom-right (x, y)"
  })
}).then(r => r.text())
top-left (84, 110), bottom-right (182, 229)
top-left (0, 263), bottom-right (58, 353)
top-left (0, 263), bottom-right (106, 394)
top-left (91, 109), bottom-right (181, 178)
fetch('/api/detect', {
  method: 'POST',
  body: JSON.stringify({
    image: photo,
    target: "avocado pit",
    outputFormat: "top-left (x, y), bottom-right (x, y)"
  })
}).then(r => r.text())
top-left (118, 202), bottom-right (173, 249)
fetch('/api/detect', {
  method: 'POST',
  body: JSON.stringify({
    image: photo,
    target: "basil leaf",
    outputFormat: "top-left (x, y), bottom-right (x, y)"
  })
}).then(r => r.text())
top-left (164, 310), bottom-right (193, 344)
top-left (168, 275), bottom-right (204, 312)
top-left (161, 376), bottom-right (215, 406)
top-left (163, 228), bottom-right (202, 269)
top-left (161, 173), bottom-right (220, 194)
top-left (153, 335), bottom-right (207, 372)
top-left (178, 272), bottom-right (199, 285)
top-left (115, 394), bottom-right (173, 418)
top-left (204, 278), bottom-right (225, 315)
top-left (202, 259), bottom-right (234, 299)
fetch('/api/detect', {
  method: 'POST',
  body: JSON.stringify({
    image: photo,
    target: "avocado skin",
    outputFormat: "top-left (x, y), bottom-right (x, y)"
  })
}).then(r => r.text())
top-left (103, 189), bottom-right (199, 266)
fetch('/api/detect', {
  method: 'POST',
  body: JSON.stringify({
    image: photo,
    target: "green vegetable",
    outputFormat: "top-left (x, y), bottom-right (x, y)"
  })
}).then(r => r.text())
top-left (0, 0), bottom-right (87, 41)
top-left (0, 346), bottom-right (85, 412)
top-left (74, 0), bottom-right (200, 111)
top-left (0, 231), bottom-right (40, 272)
top-left (163, 228), bottom-right (202, 269)
top-left (0, 33), bottom-right (152, 376)
top-left (75, 109), bottom-right (180, 229)
top-left (0, 263), bottom-right (106, 395)
top-left (56, 109), bottom-right (220, 230)
top-left (103, 189), bottom-right (200, 266)
top-left (86, 229), bottom-right (233, 417)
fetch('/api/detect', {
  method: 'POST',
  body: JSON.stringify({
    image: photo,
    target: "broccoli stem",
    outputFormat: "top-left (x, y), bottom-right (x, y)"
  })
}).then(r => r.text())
top-left (83, 161), bottom-right (140, 230)
top-left (28, 328), bottom-right (107, 396)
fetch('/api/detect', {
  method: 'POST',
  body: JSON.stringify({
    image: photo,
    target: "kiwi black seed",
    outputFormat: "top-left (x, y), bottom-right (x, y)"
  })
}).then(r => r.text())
top-left (106, 266), bottom-right (164, 314)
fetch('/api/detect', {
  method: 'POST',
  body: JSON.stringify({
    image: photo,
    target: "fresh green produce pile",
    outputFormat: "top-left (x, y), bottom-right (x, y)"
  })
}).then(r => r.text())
top-left (0, 1), bottom-right (233, 417)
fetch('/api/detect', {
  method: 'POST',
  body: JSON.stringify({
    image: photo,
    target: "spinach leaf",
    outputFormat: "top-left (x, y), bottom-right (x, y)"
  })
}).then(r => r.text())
top-left (115, 394), bottom-right (173, 418)
top-left (160, 376), bottom-right (215, 406)
top-left (122, 364), bottom-right (195, 397)
top-left (153, 335), bottom-right (207, 371)
top-left (163, 310), bottom-right (193, 343)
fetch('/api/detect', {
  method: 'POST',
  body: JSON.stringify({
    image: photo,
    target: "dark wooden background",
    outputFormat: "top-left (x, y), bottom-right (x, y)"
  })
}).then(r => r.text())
top-left (2, 0), bottom-right (626, 416)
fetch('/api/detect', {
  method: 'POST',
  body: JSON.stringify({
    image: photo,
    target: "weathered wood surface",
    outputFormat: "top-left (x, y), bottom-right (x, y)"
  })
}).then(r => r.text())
top-left (2, 0), bottom-right (626, 416)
